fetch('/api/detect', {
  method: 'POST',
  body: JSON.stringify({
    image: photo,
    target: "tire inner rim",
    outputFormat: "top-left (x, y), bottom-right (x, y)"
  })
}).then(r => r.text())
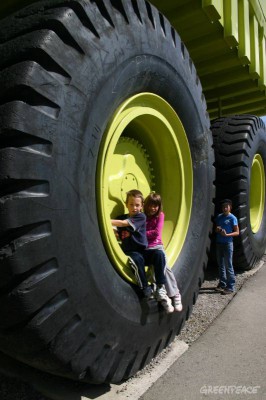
top-left (250, 153), bottom-right (265, 233)
top-left (97, 93), bottom-right (193, 283)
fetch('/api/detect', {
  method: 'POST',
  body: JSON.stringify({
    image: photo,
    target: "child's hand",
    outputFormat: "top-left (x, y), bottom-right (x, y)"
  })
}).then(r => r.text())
top-left (121, 230), bottom-right (130, 240)
top-left (112, 226), bottom-right (119, 240)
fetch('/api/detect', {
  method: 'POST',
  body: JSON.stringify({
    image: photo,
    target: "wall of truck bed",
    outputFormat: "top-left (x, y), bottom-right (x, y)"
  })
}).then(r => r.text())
top-left (0, 0), bottom-right (266, 117)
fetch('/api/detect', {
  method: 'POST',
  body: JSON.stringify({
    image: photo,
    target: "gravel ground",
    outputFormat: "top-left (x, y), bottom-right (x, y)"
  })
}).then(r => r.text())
top-left (0, 257), bottom-right (264, 400)
top-left (128, 256), bottom-right (266, 381)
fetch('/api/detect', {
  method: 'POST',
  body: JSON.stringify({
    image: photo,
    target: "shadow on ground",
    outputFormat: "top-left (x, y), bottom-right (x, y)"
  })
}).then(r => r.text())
top-left (0, 352), bottom-right (111, 400)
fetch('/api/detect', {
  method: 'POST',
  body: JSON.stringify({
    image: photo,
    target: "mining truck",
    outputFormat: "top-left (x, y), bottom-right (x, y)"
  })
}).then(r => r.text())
top-left (0, 0), bottom-right (265, 384)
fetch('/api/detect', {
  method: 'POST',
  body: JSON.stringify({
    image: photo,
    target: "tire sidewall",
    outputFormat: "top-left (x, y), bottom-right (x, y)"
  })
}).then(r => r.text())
top-left (68, 51), bottom-right (212, 326)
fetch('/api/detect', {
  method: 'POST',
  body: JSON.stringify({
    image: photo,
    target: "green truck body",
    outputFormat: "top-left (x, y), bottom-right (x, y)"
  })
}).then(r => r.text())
top-left (1, 0), bottom-right (266, 118)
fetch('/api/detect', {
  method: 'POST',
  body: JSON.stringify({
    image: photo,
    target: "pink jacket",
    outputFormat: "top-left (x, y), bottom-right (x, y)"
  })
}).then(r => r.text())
top-left (146, 212), bottom-right (164, 248)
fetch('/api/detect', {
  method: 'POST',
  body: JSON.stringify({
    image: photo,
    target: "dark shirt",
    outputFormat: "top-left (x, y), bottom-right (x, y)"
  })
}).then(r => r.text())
top-left (116, 212), bottom-right (148, 252)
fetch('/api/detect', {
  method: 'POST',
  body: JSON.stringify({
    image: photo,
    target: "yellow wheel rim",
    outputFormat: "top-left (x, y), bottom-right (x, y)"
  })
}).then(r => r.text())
top-left (97, 93), bottom-right (193, 283)
top-left (250, 154), bottom-right (265, 233)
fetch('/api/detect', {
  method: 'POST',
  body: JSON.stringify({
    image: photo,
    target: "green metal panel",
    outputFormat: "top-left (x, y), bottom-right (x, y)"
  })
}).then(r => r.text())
top-left (250, 0), bottom-right (266, 31)
top-left (238, 0), bottom-right (251, 64)
top-left (0, 0), bottom-right (265, 117)
top-left (250, 14), bottom-right (260, 77)
top-left (202, 0), bottom-right (224, 23)
top-left (259, 29), bottom-right (266, 87)
top-left (151, 0), bottom-right (266, 118)
top-left (224, 0), bottom-right (239, 47)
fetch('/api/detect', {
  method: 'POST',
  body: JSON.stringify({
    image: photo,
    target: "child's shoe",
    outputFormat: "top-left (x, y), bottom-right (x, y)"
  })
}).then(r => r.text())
top-left (214, 284), bottom-right (225, 293)
top-left (155, 284), bottom-right (167, 301)
top-left (155, 285), bottom-right (174, 313)
top-left (172, 294), bottom-right (183, 312)
top-left (221, 288), bottom-right (234, 295)
top-left (160, 297), bottom-right (174, 314)
top-left (142, 285), bottom-right (154, 299)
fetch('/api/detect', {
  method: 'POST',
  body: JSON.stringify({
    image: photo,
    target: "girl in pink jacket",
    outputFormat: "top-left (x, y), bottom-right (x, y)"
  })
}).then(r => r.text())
top-left (144, 193), bottom-right (182, 313)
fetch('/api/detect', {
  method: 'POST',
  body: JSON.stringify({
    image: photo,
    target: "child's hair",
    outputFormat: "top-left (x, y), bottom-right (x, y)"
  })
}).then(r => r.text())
top-left (220, 198), bottom-right (232, 208)
top-left (125, 189), bottom-right (144, 205)
top-left (144, 192), bottom-right (162, 217)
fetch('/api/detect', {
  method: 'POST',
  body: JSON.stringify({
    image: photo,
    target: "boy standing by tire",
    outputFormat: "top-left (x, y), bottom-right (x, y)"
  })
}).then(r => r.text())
top-left (215, 199), bottom-right (239, 294)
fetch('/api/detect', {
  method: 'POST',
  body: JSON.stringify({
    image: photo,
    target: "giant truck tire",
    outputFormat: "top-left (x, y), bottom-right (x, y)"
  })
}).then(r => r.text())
top-left (212, 115), bottom-right (266, 270)
top-left (0, 0), bottom-right (214, 383)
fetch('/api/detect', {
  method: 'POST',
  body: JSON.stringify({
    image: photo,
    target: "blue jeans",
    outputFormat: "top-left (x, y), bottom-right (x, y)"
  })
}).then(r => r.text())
top-left (216, 242), bottom-right (235, 291)
top-left (125, 250), bottom-right (166, 289)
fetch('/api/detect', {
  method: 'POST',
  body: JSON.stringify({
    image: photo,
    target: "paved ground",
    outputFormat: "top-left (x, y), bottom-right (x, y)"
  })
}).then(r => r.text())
top-left (140, 262), bottom-right (266, 400)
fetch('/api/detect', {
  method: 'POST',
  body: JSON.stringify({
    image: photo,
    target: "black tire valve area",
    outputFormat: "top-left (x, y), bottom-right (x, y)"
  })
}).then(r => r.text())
top-left (0, 0), bottom-right (214, 383)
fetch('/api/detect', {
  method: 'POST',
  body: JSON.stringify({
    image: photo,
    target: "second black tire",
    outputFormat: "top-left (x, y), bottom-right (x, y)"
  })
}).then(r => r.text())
top-left (212, 115), bottom-right (266, 270)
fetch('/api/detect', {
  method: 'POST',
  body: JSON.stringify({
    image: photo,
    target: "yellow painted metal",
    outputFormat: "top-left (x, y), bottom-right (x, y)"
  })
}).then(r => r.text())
top-left (250, 0), bottom-right (266, 31)
top-left (238, 0), bottom-right (251, 64)
top-left (224, 0), bottom-right (239, 47)
top-left (202, 0), bottom-right (224, 23)
top-left (250, 14), bottom-right (260, 77)
top-left (259, 28), bottom-right (266, 87)
top-left (0, 0), bottom-right (266, 118)
top-left (151, 0), bottom-right (266, 118)
top-left (250, 154), bottom-right (265, 233)
top-left (97, 93), bottom-right (193, 283)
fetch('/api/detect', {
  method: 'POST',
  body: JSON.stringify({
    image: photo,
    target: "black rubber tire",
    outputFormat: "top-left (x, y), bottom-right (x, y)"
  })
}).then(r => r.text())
top-left (0, 0), bottom-right (214, 383)
top-left (212, 115), bottom-right (266, 270)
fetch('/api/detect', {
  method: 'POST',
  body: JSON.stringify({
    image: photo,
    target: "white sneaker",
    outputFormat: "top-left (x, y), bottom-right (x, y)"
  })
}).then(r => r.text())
top-left (160, 297), bottom-right (174, 314)
top-left (155, 284), bottom-right (167, 301)
top-left (172, 295), bottom-right (183, 312)
top-left (155, 285), bottom-right (174, 313)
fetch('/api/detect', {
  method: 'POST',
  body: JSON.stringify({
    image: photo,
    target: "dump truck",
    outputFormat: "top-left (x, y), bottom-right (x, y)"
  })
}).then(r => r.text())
top-left (0, 0), bottom-right (265, 384)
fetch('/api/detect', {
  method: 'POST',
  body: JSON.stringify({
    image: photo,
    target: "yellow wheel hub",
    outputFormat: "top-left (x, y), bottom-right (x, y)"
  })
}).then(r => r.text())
top-left (250, 153), bottom-right (265, 233)
top-left (97, 93), bottom-right (193, 283)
